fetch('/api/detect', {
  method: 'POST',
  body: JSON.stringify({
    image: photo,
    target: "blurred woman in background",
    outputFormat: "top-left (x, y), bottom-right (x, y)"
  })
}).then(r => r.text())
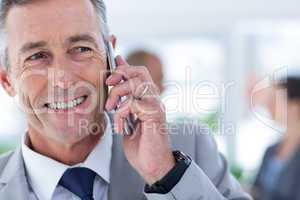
top-left (253, 75), bottom-right (300, 200)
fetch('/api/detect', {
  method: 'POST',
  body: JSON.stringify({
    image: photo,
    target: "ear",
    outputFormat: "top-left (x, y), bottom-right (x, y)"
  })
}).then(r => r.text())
top-left (109, 34), bottom-right (117, 50)
top-left (0, 67), bottom-right (16, 97)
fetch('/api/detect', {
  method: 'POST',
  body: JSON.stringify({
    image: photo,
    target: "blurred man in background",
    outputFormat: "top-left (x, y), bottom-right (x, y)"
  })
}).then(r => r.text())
top-left (252, 74), bottom-right (300, 200)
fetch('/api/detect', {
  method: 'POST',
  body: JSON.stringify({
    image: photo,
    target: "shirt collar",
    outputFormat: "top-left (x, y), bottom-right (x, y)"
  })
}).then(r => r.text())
top-left (21, 112), bottom-right (112, 200)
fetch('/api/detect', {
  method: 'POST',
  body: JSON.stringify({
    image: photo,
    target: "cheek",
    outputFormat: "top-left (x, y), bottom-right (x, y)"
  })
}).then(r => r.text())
top-left (18, 75), bottom-right (48, 106)
top-left (75, 64), bottom-right (108, 110)
top-left (76, 63), bottom-right (107, 87)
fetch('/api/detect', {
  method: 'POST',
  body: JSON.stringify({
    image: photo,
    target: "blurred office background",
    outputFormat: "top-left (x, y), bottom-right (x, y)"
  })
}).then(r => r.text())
top-left (1, 0), bottom-right (300, 189)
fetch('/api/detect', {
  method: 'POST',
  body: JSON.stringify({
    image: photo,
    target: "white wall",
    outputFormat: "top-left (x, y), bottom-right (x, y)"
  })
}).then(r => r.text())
top-left (106, 0), bottom-right (300, 37)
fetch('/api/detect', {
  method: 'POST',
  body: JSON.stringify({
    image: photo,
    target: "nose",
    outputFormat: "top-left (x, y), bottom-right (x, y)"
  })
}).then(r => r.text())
top-left (48, 69), bottom-right (76, 89)
top-left (48, 58), bottom-right (78, 89)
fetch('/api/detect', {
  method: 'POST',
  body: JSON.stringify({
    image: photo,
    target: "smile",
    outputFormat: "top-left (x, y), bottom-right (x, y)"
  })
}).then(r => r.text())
top-left (45, 95), bottom-right (88, 110)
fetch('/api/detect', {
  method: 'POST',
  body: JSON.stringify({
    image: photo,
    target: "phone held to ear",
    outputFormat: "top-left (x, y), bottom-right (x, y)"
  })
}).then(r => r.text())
top-left (106, 41), bottom-right (135, 135)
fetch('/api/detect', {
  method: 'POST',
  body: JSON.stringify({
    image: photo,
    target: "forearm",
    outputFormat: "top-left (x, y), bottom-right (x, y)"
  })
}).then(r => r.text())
top-left (144, 160), bottom-right (252, 200)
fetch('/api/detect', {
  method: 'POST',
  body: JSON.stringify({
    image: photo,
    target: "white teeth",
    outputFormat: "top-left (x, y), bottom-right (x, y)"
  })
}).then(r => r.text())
top-left (61, 102), bottom-right (67, 109)
top-left (49, 104), bottom-right (56, 109)
top-left (47, 96), bottom-right (86, 110)
top-left (77, 97), bottom-right (84, 104)
top-left (67, 101), bottom-right (72, 108)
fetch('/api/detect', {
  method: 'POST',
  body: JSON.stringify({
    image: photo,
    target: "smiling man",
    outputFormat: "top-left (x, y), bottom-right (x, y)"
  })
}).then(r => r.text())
top-left (0, 0), bottom-right (251, 200)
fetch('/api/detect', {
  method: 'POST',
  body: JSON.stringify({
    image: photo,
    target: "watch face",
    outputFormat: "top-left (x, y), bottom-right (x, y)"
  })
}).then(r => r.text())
top-left (145, 151), bottom-right (192, 194)
top-left (174, 151), bottom-right (185, 160)
top-left (173, 151), bottom-right (189, 162)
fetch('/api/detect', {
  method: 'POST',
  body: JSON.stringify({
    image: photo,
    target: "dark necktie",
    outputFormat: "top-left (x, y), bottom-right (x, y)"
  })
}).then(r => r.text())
top-left (59, 167), bottom-right (96, 200)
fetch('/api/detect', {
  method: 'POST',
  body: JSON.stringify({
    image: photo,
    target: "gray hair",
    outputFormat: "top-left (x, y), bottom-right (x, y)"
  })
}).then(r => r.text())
top-left (0, 0), bottom-right (110, 70)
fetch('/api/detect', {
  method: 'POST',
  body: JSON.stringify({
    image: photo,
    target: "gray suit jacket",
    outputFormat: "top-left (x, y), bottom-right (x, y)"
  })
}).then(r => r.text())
top-left (0, 122), bottom-right (252, 200)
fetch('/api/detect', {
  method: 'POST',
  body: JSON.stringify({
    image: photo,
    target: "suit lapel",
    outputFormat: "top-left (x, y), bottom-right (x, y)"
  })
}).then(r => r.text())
top-left (0, 136), bottom-right (146, 200)
top-left (0, 117), bottom-right (147, 200)
top-left (0, 148), bottom-right (31, 200)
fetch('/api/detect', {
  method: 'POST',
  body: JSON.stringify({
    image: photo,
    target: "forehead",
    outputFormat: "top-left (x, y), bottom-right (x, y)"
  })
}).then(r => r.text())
top-left (5, 0), bottom-right (101, 52)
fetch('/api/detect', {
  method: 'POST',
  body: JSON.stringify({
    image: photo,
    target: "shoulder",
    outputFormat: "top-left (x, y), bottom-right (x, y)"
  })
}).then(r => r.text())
top-left (168, 121), bottom-right (226, 175)
top-left (260, 143), bottom-right (279, 162)
top-left (167, 121), bottom-right (216, 153)
top-left (167, 122), bottom-right (239, 188)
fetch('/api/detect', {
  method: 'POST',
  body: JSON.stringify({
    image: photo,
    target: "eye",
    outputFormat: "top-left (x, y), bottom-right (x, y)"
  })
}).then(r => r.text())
top-left (69, 46), bottom-right (94, 61)
top-left (71, 46), bottom-right (92, 54)
top-left (23, 51), bottom-right (50, 68)
top-left (26, 52), bottom-right (48, 61)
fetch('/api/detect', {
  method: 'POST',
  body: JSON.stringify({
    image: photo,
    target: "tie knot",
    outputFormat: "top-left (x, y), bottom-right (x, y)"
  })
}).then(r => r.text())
top-left (59, 167), bottom-right (96, 200)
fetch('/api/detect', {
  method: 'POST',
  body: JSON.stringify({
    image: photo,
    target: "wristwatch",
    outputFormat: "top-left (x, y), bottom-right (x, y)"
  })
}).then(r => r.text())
top-left (144, 150), bottom-right (192, 194)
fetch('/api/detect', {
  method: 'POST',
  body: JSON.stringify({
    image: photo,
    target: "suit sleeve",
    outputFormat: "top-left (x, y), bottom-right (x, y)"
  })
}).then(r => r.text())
top-left (144, 124), bottom-right (253, 200)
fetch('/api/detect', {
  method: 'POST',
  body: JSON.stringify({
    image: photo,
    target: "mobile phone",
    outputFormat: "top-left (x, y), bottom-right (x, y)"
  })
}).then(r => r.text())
top-left (106, 41), bottom-right (135, 135)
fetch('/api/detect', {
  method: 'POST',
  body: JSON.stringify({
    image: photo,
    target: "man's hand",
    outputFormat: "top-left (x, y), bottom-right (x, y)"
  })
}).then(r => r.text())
top-left (105, 55), bottom-right (175, 185)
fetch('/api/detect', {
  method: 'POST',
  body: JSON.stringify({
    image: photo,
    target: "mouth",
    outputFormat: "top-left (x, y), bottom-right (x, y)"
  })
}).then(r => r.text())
top-left (44, 95), bottom-right (88, 111)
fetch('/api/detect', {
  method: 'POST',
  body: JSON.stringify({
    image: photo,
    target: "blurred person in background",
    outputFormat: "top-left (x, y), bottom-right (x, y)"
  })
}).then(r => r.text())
top-left (126, 49), bottom-right (165, 94)
top-left (237, 72), bottom-right (281, 173)
top-left (252, 75), bottom-right (300, 200)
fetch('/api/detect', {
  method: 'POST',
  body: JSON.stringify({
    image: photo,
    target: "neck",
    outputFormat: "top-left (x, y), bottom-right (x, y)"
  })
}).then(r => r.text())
top-left (27, 122), bottom-right (105, 166)
top-left (277, 127), bottom-right (300, 159)
top-left (285, 125), bottom-right (300, 142)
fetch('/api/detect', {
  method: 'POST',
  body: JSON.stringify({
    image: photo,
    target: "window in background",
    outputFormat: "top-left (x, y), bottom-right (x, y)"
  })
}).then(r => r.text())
top-left (0, 88), bottom-right (26, 153)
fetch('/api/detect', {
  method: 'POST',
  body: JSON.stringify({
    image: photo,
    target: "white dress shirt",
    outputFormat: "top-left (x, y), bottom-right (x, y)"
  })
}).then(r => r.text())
top-left (21, 113), bottom-right (112, 200)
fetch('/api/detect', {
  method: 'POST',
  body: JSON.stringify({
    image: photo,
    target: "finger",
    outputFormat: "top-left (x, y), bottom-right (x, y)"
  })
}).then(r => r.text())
top-left (106, 65), bottom-right (152, 86)
top-left (116, 98), bottom-right (142, 139)
top-left (118, 117), bottom-right (124, 134)
top-left (130, 97), bottom-right (165, 122)
top-left (115, 97), bottom-right (133, 116)
top-left (113, 114), bottom-right (124, 134)
top-left (123, 122), bottom-right (141, 142)
top-left (105, 65), bottom-right (127, 85)
top-left (114, 96), bottom-right (165, 133)
top-left (115, 55), bottom-right (128, 66)
top-left (105, 55), bottom-right (129, 85)
top-left (113, 98), bottom-right (132, 134)
top-left (134, 82), bottom-right (160, 100)
top-left (106, 77), bottom-right (142, 111)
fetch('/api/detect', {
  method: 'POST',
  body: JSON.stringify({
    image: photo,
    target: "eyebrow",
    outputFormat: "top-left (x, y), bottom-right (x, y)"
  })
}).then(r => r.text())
top-left (20, 41), bottom-right (47, 54)
top-left (67, 34), bottom-right (99, 48)
top-left (19, 34), bottom-right (99, 55)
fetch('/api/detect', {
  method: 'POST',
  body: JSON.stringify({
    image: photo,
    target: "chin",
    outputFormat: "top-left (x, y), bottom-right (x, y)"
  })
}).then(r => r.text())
top-left (45, 126), bottom-right (89, 145)
top-left (45, 116), bottom-right (101, 142)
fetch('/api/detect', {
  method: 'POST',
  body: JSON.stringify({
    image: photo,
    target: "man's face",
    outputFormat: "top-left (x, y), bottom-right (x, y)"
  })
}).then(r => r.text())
top-left (5, 0), bottom-right (108, 144)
